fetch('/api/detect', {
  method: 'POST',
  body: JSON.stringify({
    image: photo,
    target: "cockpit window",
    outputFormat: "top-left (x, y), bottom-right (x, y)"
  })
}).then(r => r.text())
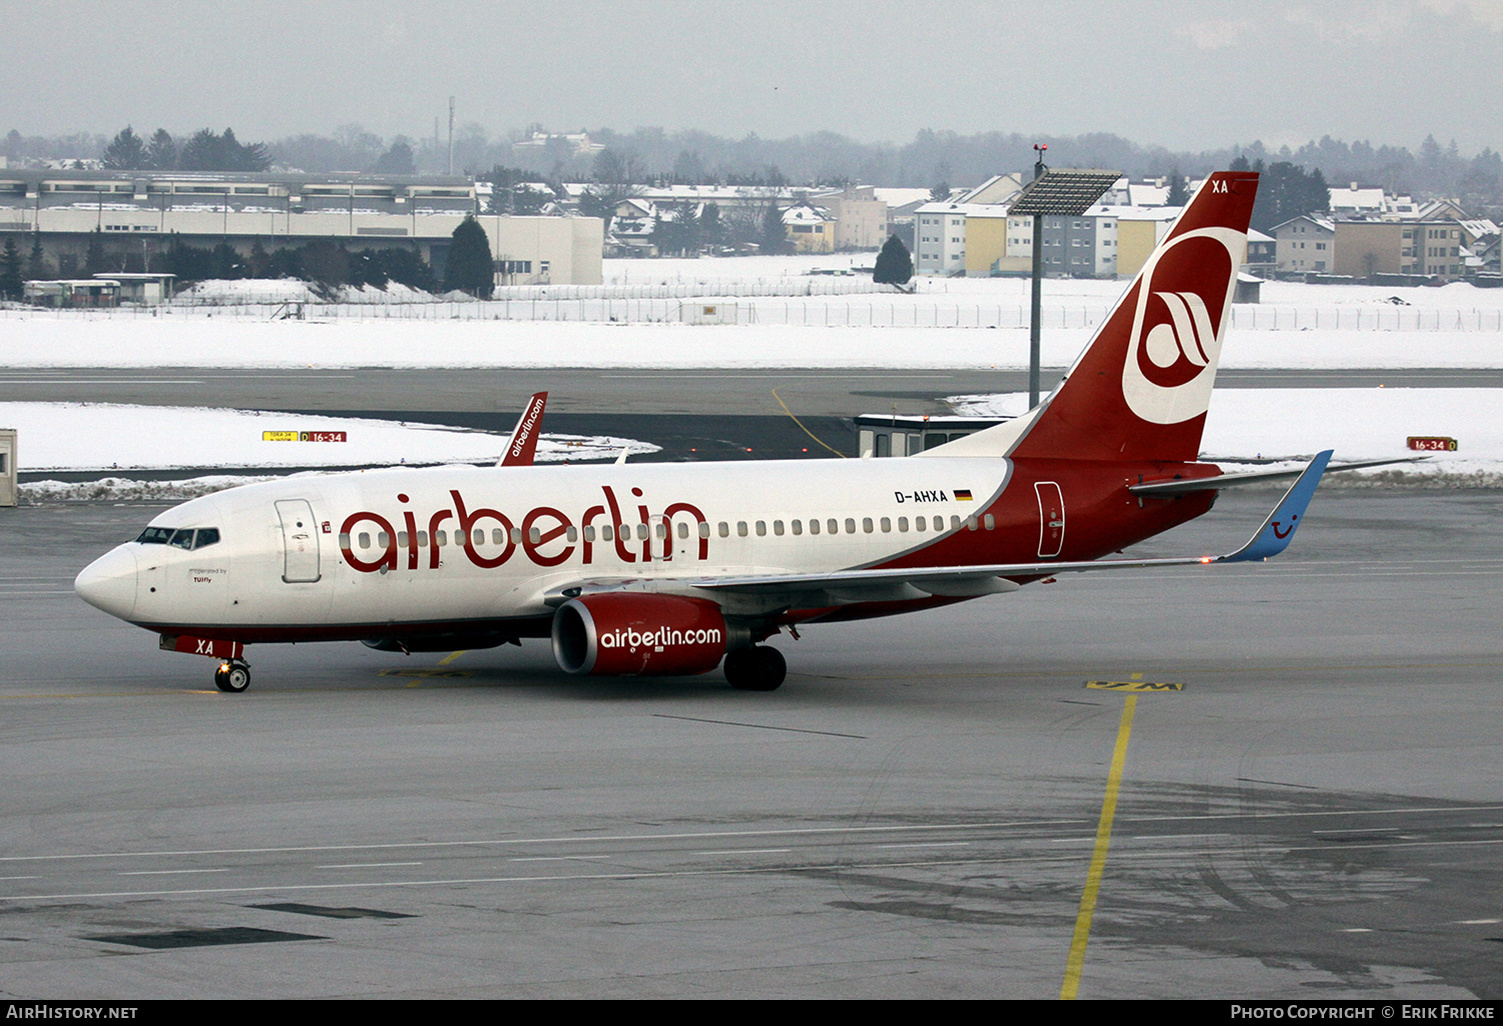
top-left (138, 526), bottom-right (221, 549)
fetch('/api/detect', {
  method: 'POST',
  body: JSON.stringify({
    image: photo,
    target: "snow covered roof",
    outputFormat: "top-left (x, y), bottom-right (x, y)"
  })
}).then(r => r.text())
top-left (871, 187), bottom-right (933, 209)
top-left (915, 201), bottom-right (1008, 218)
top-left (781, 204), bottom-right (832, 225)
top-left (1127, 183), bottom-right (1170, 207)
top-left (1270, 214), bottom-right (1335, 233)
top-left (1329, 185), bottom-right (1385, 211)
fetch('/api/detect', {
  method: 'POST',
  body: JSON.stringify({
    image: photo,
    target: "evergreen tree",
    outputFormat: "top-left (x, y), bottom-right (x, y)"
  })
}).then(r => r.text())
top-left (371, 140), bottom-right (416, 175)
top-left (103, 126), bottom-right (149, 170)
top-left (700, 203), bottom-right (723, 249)
top-left (1166, 168), bottom-right (1189, 206)
top-left (0, 238), bottom-right (23, 300)
top-left (444, 216), bottom-right (494, 298)
top-left (26, 235), bottom-right (51, 280)
top-left (760, 200), bottom-right (789, 255)
top-left (84, 230), bottom-right (108, 275)
top-left (873, 235), bottom-right (914, 286)
top-left (178, 128), bottom-right (271, 172)
top-left (146, 129), bottom-right (177, 170)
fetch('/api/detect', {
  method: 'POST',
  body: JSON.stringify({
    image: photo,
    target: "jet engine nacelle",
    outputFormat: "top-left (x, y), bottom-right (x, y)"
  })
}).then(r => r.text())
top-left (551, 594), bottom-right (730, 676)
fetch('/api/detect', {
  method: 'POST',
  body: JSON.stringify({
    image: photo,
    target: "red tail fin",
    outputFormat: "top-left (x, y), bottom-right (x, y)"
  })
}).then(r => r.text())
top-left (1008, 171), bottom-right (1259, 463)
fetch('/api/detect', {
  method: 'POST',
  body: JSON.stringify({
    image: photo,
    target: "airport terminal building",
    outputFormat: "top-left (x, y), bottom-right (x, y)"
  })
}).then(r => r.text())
top-left (0, 169), bottom-right (604, 286)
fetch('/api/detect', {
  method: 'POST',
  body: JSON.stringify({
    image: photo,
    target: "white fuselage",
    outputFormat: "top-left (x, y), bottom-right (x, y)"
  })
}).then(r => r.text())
top-left (79, 457), bottom-right (1017, 640)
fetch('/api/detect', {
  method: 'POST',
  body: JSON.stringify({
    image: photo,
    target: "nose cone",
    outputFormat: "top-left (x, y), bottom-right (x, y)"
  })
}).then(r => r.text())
top-left (75, 545), bottom-right (139, 621)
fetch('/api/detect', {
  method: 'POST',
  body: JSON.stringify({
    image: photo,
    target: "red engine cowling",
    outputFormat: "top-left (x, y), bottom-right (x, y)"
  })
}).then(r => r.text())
top-left (551, 594), bottom-right (728, 676)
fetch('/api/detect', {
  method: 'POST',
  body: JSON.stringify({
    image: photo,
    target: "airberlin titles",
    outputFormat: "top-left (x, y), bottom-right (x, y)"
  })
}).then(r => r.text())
top-left (339, 481), bottom-right (976, 574)
top-left (339, 484), bottom-right (708, 574)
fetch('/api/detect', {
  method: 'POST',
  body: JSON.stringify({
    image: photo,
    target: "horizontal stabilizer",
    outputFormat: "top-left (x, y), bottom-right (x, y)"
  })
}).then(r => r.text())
top-left (1130, 455), bottom-right (1419, 495)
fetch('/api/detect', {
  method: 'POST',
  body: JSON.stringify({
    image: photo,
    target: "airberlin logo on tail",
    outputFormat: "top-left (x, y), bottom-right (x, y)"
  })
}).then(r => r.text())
top-left (1121, 228), bottom-right (1242, 425)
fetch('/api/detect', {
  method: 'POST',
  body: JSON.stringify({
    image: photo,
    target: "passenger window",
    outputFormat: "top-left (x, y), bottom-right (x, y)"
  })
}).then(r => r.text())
top-left (698, 522), bottom-right (710, 539)
top-left (416, 530), bottom-right (428, 547)
top-left (530, 528), bottom-right (541, 544)
top-left (169, 529), bottom-right (195, 550)
top-left (397, 531), bottom-right (409, 548)
top-left (737, 522), bottom-right (748, 537)
top-left (718, 522), bottom-right (729, 538)
top-left (829, 519), bottom-right (839, 534)
top-left (862, 518), bottom-right (874, 534)
top-left (493, 528), bottom-right (506, 544)
top-left (898, 517), bottom-right (909, 532)
top-left (358, 532), bottom-right (371, 549)
top-left (809, 519), bottom-right (820, 535)
top-left (583, 526), bottom-right (596, 542)
top-left (636, 524), bottom-right (648, 541)
top-left (338, 532), bottom-right (351, 549)
top-left (844, 518), bottom-right (856, 534)
top-left (567, 526), bottom-right (579, 542)
top-left (950, 516), bottom-right (961, 530)
top-left (378, 531), bottom-right (390, 548)
top-left (914, 517), bottom-right (926, 532)
top-left (791, 520), bottom-right (802, 536)
top-left (934, 516), bottom-right (945, 531)
top-left (984, 514), bottom-right (995, 531)
top-left (966, 516), bottom-right (978, 531)
top-left (193, 528), bottom-right (220, 549)
top-left (678, 522), bottom-right (689, 539)
top-left (772, 521), bottom-right (784, 536)
top-left (654, 523), bottom-right (666, 539)
top-left (510, 528), bottom-right (523, 544)
top-left (880, 517), bottom-right (891, 533)
top-left (473, 529), bottom-right (483, 545)
top-left (756, 521), bottom-right (767, 537)
top-left (602, 525), bottom-right (614, 542)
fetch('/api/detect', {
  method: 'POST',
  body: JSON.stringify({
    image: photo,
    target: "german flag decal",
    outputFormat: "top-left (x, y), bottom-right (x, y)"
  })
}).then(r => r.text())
top-left (954, 489), bottom-right (973, 501)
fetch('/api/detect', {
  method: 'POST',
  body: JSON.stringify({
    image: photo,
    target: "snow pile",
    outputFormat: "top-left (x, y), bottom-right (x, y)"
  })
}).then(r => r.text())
top-left (946, 388), bottom-right (1503, 487)
top-left (0, 403), bottom-right (658, 473)
top-left (23, 474), bottom-right (285, 503)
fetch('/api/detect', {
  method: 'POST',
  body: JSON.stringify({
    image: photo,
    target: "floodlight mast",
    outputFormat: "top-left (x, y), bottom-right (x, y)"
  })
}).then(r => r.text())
top-left (1030, 145), bottom-right (1047, 408)
top-left (1007, 156), bottom-right (1121, 408)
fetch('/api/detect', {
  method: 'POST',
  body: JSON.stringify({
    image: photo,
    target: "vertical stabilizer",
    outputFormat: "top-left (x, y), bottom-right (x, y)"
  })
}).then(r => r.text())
top-left (497, 392), bottom-right (548, 467)
top-left (1005, 171), bottom-right (1258, 463)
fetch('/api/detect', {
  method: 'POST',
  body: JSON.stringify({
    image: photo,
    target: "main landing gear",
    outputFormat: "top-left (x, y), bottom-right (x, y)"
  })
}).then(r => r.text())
top-left (213, 659), bottom-right (252, 693)
top-left (723, 647), bottom-right (786, 692)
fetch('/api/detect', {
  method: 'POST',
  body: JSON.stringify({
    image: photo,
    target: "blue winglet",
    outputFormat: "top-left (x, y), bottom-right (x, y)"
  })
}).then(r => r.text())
top-left (1219, 450), bottom-right (1333, 563)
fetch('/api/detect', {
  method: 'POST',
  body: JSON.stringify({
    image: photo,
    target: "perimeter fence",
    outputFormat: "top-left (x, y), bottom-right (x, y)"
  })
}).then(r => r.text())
top-left (2, 296), bottom-right (1501, 331)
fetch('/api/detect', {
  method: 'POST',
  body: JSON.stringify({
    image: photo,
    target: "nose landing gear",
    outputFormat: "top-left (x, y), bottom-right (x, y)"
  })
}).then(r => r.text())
top-left (213, 659), bottom-right (252, 693)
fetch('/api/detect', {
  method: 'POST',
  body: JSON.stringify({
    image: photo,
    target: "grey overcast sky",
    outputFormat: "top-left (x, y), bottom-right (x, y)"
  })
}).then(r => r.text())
top-left (7, 0), bottom-right (1502, 153)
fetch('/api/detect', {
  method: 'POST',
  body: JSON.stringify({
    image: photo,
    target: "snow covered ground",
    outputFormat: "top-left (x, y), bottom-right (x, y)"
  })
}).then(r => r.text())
top-left (2, 261), bottom-right (1498, 496)
top-left (948, 389), bottom-right (1502, 487)
top-left (7, 386), bottom-right (1498, 500)
top-left (3, 402), bottom-right (657, 501)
